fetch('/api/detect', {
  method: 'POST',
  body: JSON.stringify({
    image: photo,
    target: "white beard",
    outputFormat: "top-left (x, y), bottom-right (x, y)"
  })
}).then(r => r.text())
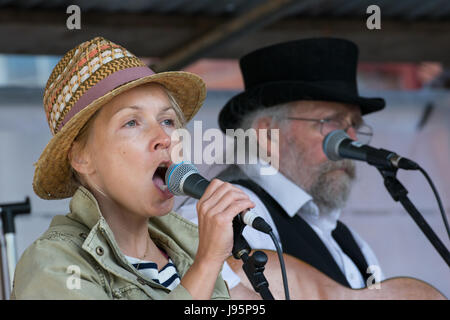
top-left (281, 144), bottom-right (356, 213)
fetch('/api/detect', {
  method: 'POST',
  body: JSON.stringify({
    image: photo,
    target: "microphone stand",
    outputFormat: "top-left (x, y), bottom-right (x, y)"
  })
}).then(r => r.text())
top-left (0, 197), bottom-right (31, 297)
top-left (231, 215), bottom-right (275, 300)
top-left (378, 167), bottom-right (450, 267)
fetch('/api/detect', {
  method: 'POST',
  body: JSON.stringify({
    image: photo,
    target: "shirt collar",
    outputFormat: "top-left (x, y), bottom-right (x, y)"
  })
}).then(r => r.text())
top-left (299, 201), bottom-right (340, 235)
top-left (237, 160), bottom-right (341, 234)
top-left (238, 160), bottom-right (312, 218)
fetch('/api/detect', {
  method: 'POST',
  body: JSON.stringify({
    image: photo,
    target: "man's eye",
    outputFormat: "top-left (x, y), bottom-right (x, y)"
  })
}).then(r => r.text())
top-left (124, 119), bottom-right (137, 127)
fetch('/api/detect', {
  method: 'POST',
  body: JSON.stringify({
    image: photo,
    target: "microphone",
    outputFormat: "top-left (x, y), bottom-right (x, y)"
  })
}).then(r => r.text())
top-left (165, 162), bottom-right (272, 234)
top-left (323, 130), bottom-right (419, 170)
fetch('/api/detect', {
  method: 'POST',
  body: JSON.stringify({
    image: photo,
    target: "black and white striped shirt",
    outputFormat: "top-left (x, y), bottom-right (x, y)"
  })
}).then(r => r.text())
top-left (126, 255), bottom-right (181, 290)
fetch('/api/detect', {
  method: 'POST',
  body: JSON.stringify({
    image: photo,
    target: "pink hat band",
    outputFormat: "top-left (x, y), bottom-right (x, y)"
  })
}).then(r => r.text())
top-left (58, 66), bottom-right (154, 131)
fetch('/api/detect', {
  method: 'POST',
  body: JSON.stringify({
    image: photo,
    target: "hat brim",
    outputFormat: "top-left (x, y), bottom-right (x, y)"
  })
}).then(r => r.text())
top-left (219, 81), bottom-right (385, 132)
top-left (33, 71), bottom-right (206, 199)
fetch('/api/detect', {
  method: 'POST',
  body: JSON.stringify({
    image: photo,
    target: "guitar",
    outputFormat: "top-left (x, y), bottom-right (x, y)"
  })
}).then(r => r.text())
top-left (227, 250), bottom-right (447, 300)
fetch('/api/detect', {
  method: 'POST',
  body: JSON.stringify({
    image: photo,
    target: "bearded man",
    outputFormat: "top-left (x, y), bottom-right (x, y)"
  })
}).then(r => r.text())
top-left (177, 38), bottom-right (386, 298)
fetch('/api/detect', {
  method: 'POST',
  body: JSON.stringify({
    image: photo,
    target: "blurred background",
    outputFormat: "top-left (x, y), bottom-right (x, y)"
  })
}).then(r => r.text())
top-left (0, 0), bottom-right (449, 299)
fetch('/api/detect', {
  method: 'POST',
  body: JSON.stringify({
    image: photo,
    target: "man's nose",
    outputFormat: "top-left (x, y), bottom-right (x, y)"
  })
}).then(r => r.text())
top-left (346, 126), bottom-right (358, 141)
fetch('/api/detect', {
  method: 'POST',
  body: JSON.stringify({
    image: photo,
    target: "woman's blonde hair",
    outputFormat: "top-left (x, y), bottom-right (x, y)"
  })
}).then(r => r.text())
top-left (69, 86), bottom-right (186, 190)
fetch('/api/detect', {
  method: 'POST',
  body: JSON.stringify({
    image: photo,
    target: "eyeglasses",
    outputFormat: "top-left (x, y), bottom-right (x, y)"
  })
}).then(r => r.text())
top-left (285, 116), bottom-right (373, 145)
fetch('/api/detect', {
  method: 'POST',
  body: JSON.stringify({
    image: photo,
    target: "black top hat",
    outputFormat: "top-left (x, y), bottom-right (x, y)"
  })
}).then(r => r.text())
top-left (218, 37), bottom-right (385, 132)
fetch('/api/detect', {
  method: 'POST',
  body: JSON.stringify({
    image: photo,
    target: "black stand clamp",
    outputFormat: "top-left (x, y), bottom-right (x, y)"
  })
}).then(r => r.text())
top-left (231, 215), bottom-right (275, 300)
top-left (378, 167), bottom-right (450, 267)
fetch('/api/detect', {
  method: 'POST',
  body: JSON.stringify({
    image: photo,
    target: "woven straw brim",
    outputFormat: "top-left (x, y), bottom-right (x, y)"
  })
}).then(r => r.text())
top-left (33, 71), bottom-right (206, 199)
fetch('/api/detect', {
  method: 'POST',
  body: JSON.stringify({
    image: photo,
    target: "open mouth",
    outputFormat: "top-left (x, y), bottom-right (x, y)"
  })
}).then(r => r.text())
top-left (152, 163), bottom-right (170, 192)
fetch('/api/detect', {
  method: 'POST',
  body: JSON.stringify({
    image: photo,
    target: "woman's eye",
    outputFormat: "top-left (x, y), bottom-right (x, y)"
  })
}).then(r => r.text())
top-left (124, 119), bottom-right (137, 127)
top-left (161, 119), bottom-right (175, 127)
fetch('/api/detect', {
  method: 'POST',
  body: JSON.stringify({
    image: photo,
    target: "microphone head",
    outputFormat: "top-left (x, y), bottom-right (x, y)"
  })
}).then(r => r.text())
top-left (165, 162), bottom-right (199, 196)
top-left (322, 129), bottom-right (349, 161)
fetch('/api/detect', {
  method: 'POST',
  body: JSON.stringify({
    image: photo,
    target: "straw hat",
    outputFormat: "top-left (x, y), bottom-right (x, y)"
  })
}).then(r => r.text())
top-left (33, 37), bottom-right (206, 200)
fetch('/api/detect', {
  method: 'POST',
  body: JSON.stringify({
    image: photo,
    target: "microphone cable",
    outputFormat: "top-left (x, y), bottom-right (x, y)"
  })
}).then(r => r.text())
top-left (418, 166), bottom-right (450, 241)
top-left (268, 230), bottom-right (290, 300)
top-left (267, 164), bottom-right (449, 300)
top-left (166, 162), bottom-right (291, 298)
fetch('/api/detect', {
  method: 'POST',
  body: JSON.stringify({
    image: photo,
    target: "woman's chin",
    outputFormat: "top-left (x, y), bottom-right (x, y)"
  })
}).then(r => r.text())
top-left (148, 195), bottom-right (175, 217)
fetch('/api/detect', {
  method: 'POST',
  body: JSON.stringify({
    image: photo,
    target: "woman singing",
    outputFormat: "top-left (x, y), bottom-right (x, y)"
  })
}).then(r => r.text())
top-left (11, 37), bottom-right (254, 300)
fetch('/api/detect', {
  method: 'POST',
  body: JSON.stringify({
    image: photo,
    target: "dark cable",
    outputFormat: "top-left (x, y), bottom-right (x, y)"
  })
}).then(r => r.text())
top-left (268, 231), bottom-right (290, 300)
top-left (418, 166), bottom-right (450, 241)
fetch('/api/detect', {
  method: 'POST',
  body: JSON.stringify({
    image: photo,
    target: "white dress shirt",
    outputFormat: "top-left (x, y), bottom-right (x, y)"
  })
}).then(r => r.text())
top-left (176, 161), bottom-right (384, 290)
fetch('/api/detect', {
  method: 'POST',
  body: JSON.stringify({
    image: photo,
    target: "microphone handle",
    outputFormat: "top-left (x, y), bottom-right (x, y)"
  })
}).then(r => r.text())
top-left (182, 173), bottom-right (272, 234)
top-left (340, 140), bottom-right (397, 169)
top-left (182, 173), bottom-right (210, 199)
top-left (339, 139), bottom-right (368, 162)
top-left (365, 148), bottom-right (397, 169)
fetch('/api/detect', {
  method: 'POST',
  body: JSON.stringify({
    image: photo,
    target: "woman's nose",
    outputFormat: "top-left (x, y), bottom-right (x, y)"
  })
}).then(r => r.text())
top-left (150, 126), bottom-right (171, 151)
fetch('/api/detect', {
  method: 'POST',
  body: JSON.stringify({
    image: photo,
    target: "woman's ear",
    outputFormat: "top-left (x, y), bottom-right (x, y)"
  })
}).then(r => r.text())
top-left (69, 141), bottom-right (95, 175)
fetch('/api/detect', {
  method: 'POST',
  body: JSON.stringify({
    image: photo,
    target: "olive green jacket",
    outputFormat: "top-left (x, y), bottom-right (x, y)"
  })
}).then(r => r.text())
top-left (11, 186), bottom-right (230, 300)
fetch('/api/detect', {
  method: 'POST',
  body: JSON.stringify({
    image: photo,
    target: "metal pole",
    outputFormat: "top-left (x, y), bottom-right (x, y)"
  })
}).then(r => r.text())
top-left (153, 0), bottom-right (303, 72)
top-left (5, 232), bottom-right (17, 291)
top-left (0, 209), bottom-right (6, 299)
top-left (0, 197), bottom-right (31, 298)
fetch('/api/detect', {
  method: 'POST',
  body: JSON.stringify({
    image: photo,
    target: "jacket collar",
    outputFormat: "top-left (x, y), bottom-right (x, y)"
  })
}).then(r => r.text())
top-left (50, 186), bottom-right (229, 299)
top-left (67, 185), bottom-right (104, 230)
top-left (66, 186), bottom-right (199, 293)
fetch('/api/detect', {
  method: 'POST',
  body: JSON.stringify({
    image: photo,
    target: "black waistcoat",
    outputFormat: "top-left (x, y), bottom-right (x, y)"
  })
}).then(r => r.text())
top-left (216, 166), bottom-right (370, 288)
